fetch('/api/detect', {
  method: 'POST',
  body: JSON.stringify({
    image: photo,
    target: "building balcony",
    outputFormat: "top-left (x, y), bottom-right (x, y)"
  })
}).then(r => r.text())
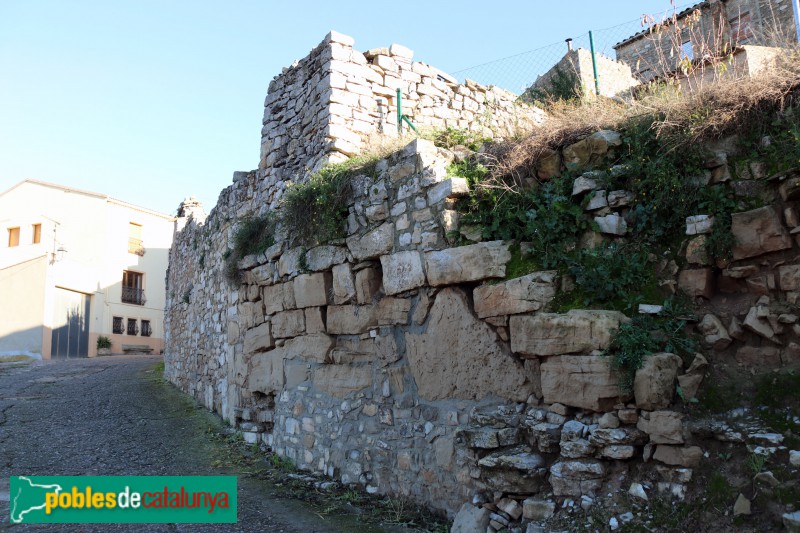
top-left (121, 287), bottom-right (146, 306)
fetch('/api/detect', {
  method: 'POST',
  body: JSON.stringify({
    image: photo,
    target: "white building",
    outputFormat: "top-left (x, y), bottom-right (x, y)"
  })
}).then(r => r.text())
top-left (0, 180), bottom-right (174, 358)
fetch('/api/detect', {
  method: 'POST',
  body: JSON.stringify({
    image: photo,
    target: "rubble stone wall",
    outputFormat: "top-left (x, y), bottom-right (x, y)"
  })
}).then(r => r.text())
top-left (256, 31), bottom-right (540, 211)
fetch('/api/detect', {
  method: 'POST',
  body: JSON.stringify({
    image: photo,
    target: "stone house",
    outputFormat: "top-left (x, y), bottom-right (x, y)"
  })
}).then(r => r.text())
top-left (0, 179), bottom-right (174, 358)
top-left (614, 0), bottom-right (799, 81)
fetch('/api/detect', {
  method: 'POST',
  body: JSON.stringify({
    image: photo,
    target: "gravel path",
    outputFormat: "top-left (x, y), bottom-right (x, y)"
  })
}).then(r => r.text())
top-left (0, 355), bottom-right (375, 532)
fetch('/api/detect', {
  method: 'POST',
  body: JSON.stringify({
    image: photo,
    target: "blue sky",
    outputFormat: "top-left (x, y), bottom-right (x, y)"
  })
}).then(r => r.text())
top-left (0, 1), bottom-right (692, 216)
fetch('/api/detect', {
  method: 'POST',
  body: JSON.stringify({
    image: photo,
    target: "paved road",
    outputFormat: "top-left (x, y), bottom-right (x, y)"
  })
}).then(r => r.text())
top-left (0, 355), bottom-right (375, 532)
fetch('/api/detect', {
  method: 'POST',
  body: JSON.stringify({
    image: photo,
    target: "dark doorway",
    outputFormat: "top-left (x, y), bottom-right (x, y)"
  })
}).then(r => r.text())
top-left (51, 288), bottom-right (91, 358)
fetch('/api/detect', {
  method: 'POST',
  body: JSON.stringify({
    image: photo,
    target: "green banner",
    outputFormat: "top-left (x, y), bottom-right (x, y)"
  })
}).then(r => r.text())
top-left (9, 476), bottom-right (237, 524)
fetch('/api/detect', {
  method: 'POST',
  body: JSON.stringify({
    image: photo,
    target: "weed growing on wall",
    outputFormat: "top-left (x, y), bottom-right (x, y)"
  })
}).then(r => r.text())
top-left (222, 156), bottom-right (380, 285)
top-left (457, 171), bottom-right (590, 267)
top-left (282, 156), bottom-right (379, 247)
top-left (606, 297), bottom-right (697, 392)
top-left (565, 243), bottom-right (655, 309)
top-left (428, 127), bottom-right (492, 152)
top-left (223, 213), bottom-right (276, 285)
top-left (521, 65), bottom-right (583, 107)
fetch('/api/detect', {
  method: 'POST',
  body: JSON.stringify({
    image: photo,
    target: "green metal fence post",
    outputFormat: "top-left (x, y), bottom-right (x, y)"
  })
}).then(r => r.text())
top-left (395, 88), bottom-right (418, 134)
top-left (396, 88), bottom-right (403, 135)
top-left (589, 30), bottom-right (600, 96)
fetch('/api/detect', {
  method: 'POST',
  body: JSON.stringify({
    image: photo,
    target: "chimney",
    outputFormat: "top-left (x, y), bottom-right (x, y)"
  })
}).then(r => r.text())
top-left (565, 38), bottom-right (573, 52)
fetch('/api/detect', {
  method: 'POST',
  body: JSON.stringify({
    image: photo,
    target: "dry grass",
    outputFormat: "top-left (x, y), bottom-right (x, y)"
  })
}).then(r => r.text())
top-left (0, 355), bottom-right (35, 363)
top-left (361, 130), bottom-right (418, 160)
top-left (486, 97), bottom-right (632, 186)
top-left (640, 50), bottom-right (800, 146)
top-left (484, 49), bottom-right (800, 188)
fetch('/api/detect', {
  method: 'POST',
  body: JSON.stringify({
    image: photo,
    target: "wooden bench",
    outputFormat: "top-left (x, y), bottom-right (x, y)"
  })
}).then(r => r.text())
top-left (122, 344), bottom-right (154, 354)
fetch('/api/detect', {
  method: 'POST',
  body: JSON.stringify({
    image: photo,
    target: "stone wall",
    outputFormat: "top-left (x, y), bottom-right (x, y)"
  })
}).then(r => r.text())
top-left (256, 31), bottom-right (541, 210)
top-left (165, 31), bottom-right (544, 515)
top-left (531, 48), bottom-right (639, 99)
top-left (165, 30), bottom-right (800, 528)
top-left (167, 131), bottom-right (800, 523)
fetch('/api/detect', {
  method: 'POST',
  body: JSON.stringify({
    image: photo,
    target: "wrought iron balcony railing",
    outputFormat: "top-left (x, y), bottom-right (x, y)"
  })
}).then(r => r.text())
top-left (121, 286), bottom-right (146, 306)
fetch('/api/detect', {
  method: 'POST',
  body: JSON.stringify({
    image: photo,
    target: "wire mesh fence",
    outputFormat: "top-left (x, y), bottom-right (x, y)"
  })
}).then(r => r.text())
top-left (450, 17), bottom-right (654, 96)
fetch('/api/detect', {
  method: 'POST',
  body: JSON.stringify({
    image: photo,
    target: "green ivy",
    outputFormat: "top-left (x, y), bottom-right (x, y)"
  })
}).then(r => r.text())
top-left (566, 243), bottom-right (654, 309)
top-left (617, 120), bottom-right (706, 243)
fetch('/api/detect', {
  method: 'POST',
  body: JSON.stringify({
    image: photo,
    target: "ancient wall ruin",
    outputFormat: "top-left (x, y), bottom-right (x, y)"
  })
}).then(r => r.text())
top-left (255, 31), bottom-right (540, 211)
top-left (165, 30), bottom-right (800, 529)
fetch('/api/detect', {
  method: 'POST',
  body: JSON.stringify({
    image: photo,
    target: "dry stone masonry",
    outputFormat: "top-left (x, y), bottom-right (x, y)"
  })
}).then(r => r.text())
top-left (165, 31), bottom-right (800, 530)
top-left (257, 31), bottom-right (540, 210)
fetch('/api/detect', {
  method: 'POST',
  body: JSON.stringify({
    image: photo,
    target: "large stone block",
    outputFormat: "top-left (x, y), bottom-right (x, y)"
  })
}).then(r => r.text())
top-left (652, 445), bottom-right (703, 467)
top-left (678, 268), bottom-right (714, 299)
top-left (304, 245), bottom-right (347, 271)
top-left (243, 322), bottom-right (274, 354)
top-left (261, 282), bottom-right (295, 315)
top-left (549, 459), bottom-right (607, 496)
top-left (278, 247), bottom-right (304, 277)
top-left (637, 411), bottom-right (685, 444)
top-left (477, 445), bottom-right (548, 493)
top-left (634, 353), bottom-right (682, 410)
top-left (346, 222), bottom-right (394, 261)
top-left (380, 251), bottom-right (426, 295)
top-left (247, 350), bottom-right (285, 395)
top-left (304, 307), bottom-right (326, 334)
top-left (537, 149), bottom-right (561, 180)
top-left (510, 310), bottom-right (627, 356)
top-left (293, 272), bottom-right (332, 308)
top-left (451, 503), bottom-right (491, 533)
top-left (423, 241), bottom-right (511, 286)
top-left (332, 263), bottom-right (356, 304)
top-left (283, 359), bottom-right (310, 388)
top-left (731, 206), bottom-right (791, 260)
top-left (563, 130), bottom-right (621, 170)
top-left (405, 288), bottom-right (533, 402)
top-left (376, 297), bottom-right (411, 325)
top-left (355, 266), bottom-right (381, 304)
top-left (697, 313), bottom-right (732, 350)
top-left (426, 177), bottom-right (469, 205)
top-left (326, 305), bottom-right (377, 334)
top-left (588, 427), bottom-right (648, 446)
top-left (473, 271), bottom-right (557, 318)
top-left (779, 264), bottom-right (800, 291)
top-left (271, 310), bottom-right (305, 339)
top-left (312, 364), bottom-right (372, 398)
top-left (281, 333), bottom-right (334, 364)
top-left (237, 301), bottom-right (259, 330)
top-left (540, 355), bottom-right (624, 412)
